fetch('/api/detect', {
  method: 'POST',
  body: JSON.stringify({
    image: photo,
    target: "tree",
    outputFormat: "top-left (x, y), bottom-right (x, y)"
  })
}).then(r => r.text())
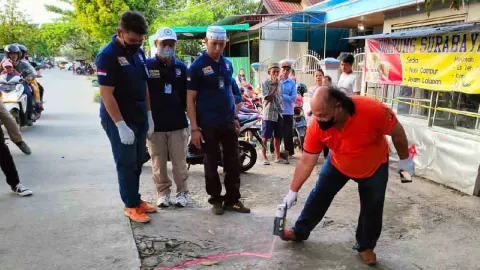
top-left (424, 0), bottom-right (476, 16)
top-left (0, 0), bottom-right (38, 50)
top-left (150, 0), bottom-right (258, 56)
top-left (74, 0), bottom-right (129, 43)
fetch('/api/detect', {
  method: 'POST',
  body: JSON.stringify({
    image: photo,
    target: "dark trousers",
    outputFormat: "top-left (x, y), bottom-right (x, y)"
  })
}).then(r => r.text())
top-left (323, 145), bottom-right (329, 159)
top-left (101, 118), bottom-right (147, 208)
top-left (23, 84), bottom-right (33, 119)
top-left (38, 82), bottom-right (44, 101)
top-left (283, 115), bottom-right (294, 155)
top-left (202, 124), bottom-right (241, 206)
top-left (0, 128), bottom-right (20, 189)
top-left (293, 154), bottom-right (389, 251)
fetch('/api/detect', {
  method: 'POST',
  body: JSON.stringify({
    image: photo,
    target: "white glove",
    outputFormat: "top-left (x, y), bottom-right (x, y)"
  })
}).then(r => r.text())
top-left (115, 121), bottom-right (135, 145)
top-left (282, 190), bottom-right (298, 209)
top-left (397, 158), bottom-right (415, 176)
top-left (147, 111), bottom-right (154, 138)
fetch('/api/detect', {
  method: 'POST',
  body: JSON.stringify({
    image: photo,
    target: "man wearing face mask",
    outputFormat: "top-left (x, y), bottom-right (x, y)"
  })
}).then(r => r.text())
top-left (95, 11), bottom-right (157, 223)
top-left (146, 27), bottom-right (189, 208)
top-left (280, 86), bottom-right (415, 265)
top-left (187, 26), bottom-right (250, 215)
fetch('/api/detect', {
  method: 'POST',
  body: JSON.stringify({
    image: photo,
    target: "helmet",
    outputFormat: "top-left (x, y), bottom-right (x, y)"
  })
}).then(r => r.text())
top-left (296, 83), bottom-right (307, 97)
top-left (13, 44), bottom-right (27, 59)
top-left (4, 44), bottom-right (20, 54)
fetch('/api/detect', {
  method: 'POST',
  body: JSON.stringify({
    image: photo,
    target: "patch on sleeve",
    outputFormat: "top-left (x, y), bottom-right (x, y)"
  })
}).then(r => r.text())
top-left (96, 69), bottom-right (108, 76)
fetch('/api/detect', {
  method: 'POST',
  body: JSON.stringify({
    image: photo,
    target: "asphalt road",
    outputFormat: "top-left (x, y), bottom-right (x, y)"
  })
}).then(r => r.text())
top-left (0, 69), bottom-right (140, 270)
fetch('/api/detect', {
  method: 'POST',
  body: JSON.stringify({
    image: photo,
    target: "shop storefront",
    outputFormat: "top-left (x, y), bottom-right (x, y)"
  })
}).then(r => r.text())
top-left (354, 23), bottom-right (480, 195)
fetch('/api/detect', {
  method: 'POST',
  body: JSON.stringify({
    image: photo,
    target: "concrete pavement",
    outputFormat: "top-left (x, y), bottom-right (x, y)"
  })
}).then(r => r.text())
top-left (0, 69), bottom-right (140, 270)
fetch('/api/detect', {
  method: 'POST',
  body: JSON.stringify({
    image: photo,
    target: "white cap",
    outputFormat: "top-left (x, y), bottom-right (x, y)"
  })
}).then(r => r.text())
top-left (155, 27), bottom-right (177, 41)
top-left (206, 26), bottom-right (227, 41)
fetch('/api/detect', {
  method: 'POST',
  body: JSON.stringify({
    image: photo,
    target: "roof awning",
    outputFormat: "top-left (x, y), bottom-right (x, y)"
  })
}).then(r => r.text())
top-left (248, 11), bottom-right (326, 31)
top-left (348, 22), bottom-right (480, 39)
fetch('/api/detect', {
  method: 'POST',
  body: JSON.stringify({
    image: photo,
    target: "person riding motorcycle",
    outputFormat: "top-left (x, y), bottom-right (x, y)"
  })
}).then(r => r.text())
top-left (1, 45), bottom-right (38, 124)
top-left (15, 44), bottom-right (44, 103)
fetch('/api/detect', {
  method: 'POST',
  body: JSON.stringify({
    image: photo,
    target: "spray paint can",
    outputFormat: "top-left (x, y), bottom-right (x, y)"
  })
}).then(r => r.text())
top-left (273, 203), bottom-right (287, 236)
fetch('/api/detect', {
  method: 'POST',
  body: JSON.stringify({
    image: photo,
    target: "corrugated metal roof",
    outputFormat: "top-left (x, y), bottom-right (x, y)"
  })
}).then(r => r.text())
top-left (348, 22), bottom-right (480, 39)
top-left (264, 0), bottom-right (303, 14)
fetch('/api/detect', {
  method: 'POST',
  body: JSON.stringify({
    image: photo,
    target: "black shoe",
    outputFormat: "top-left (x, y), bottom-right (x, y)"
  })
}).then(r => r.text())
top-left (212, 203), bottom-right (224, 215)
top-left (12, 183), bottom-right (33, 196)
top-left (224, 201), bottom-right (251, 213)
top-left (15, 141), bottom-right (31, 155)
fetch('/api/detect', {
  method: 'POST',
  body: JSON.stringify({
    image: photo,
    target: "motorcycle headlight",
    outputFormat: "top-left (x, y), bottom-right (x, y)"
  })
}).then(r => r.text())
top-left (2, 92), bottom-right (18, 102)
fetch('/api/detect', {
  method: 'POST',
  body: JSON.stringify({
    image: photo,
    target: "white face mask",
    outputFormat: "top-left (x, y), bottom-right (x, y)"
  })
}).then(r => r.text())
top-left (157, 46), bottom-right (175, 59)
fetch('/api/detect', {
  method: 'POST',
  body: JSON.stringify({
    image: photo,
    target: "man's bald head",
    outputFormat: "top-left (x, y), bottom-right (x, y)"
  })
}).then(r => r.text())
top-left (310, 86), bottom-right (356, 122)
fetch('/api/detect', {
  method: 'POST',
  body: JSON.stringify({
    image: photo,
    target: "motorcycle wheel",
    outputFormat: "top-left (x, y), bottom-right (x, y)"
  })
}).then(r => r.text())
top-left (239, 141), bottom-right (257, 172)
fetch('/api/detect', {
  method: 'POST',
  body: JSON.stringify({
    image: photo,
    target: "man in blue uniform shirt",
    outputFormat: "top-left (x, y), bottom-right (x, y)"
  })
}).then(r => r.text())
top-left (146, 27), bottom-right (189, 208)
top-left (280, 61), bottom-right (297, 157)
top-left (96, 11), bottom-right (157, 223)
top-left (187, 26), bottom-right (250, 215)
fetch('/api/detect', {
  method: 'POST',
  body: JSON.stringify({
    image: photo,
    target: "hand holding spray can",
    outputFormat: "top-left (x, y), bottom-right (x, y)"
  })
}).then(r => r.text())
top-left (273, 203), bottom-right (287, 236)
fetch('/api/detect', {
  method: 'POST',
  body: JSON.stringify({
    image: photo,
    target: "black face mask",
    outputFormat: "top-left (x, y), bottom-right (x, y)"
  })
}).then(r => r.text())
top-left (124, 41), bottom-right (141, 54)
top-left (318, 117), bottom-right (335, 131)
top-left (120, 34), bottom-right (142, 54)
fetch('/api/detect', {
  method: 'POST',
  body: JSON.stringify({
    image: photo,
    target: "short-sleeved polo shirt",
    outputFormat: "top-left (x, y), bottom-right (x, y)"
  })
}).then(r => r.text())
top-left (95, 35), bottom-right (148, 126)
top-left (187, 51), bottom-right (235, 128)
top-left (303, 96), bottom-right (398, 178)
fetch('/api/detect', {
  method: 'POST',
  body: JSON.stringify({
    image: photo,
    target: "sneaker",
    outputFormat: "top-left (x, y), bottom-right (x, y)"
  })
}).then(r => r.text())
top-left (157, 194), bottom-right (170, 208)
top-left (15, 141), bottom-right (31, 155)
top-left (124, 207), bottom-right (151, 223)
top-left (212, 203), bottom-right (224, 215)
top-left (12, 183), bottom-right (33, 196)
top-left (359, 249), bottom-right (377, 265)
top-left (263, 159), bottom-right (271, 165)
top-left (139, 200), bottom-right (157, 213)
top-left (175, 192), bottom-right (188, 207)
top-left (224, 201), bottom-right (251, 213)
top-left (280, 229), bottom-right (298, 242)
top-left (274, 158), bottom-right (289, 164)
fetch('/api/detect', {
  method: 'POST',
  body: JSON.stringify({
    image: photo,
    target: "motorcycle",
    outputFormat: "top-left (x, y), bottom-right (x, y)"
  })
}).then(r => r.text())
top-left (186, 136), bottom-right (257, 173)
top-left (293, 106), bottom-right (307, 151)
top-left (75, 66), bottom-right (85, 75)
top-left (0, 73), bottom-right (29, 127)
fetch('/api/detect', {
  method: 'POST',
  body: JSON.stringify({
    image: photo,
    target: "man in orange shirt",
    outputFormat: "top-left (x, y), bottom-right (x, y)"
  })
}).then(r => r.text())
top-left (281, 86), bottom-right (414, 265)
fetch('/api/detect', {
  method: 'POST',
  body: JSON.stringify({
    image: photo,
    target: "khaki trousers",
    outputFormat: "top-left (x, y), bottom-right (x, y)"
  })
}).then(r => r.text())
top-left (147, 128), bottom-right (189, 196)
top-left (0, 100), bottom-right (22, 143)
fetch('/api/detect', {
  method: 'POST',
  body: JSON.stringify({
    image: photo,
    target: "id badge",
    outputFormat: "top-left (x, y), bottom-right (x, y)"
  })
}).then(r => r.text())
top-left (164, 84), bottom-right (172, 94)
top-left (218, 77), bottom-right (225, 90)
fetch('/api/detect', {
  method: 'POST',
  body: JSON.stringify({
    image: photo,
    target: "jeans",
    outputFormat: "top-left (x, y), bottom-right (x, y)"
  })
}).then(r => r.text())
top-left (101, 118), bottom-right (147, 208)
top-left (0, 128), bottom-right (20, 189)
top-left (202, 124), bottom-right (241, 206)
top-left (23, 84), bottom-right (33, 119)
top-left (293, 154), bottom-right (389, 251)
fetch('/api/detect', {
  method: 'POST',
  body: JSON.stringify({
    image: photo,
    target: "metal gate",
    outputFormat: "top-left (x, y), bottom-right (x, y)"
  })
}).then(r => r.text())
top-left (292, 50), bottom-right (322, 88)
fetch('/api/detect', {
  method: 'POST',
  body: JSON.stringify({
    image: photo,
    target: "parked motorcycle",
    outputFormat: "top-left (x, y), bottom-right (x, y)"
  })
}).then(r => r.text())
top-left (293, 106), bottom-right (307, 151)
top-left (143, 122), bottom-right (259, 172)
top-left (0, 73), bottom-right (29, 127)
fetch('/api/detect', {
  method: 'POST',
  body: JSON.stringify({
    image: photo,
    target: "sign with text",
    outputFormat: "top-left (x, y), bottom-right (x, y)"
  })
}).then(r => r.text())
top-left (365, 33), bottom-right (480, 94)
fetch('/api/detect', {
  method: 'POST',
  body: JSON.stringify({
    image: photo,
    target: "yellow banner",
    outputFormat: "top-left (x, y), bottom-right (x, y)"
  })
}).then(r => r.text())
top-left (368, 33), bottom-right (480, 94)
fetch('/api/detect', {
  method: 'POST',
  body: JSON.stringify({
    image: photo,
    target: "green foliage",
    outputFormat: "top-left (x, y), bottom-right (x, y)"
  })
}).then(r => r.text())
top-left (74, 0), bottom-right (129, 43)
top-left (0, 0), bottom-right (38, 50)
top-left (150, 0), bottom-right (258, 56)
top-left (424, 0), bottom-right (475, 16)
